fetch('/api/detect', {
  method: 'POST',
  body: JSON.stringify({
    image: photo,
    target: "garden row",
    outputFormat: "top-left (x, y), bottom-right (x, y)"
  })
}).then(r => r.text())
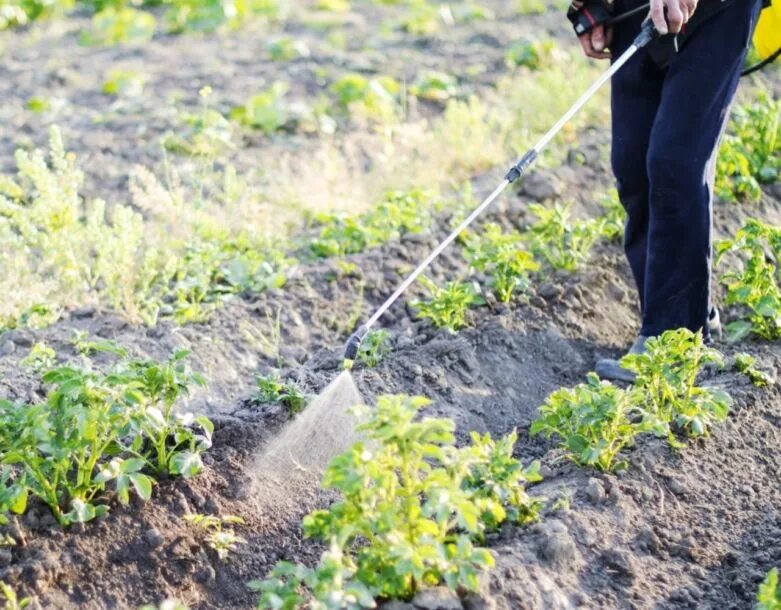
top-left (1, 88), bottom-right (777, 336)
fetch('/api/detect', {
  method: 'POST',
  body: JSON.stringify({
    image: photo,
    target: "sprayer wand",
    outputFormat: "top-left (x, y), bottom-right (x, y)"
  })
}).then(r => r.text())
top-left (342, 21), bottom-right (659, 368)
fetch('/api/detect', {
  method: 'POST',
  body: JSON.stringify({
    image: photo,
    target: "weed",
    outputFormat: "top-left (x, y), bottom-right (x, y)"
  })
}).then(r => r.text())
top-left (413, 277), bottom-right (483, 331)
top-left (165, 87), bottom-right (235, 156)
top-left (357, 329), bottom-right (391, 367)
top-left (70, 330), bottom-right (128, 358)
top-left (19, 342), bottom-right (56, 372)
top-left (185, 514), bottom-right (246, 560)
top-left (250, 394), bottom-right (541, 607)
top-left (524, 203), bottom-right (603, 272)
top-left (254, 374), bottom-right (307, 414)
top-left (757, 568), bottom-right (781, 610)
top-left (716, 91), bottom-right (780, 202)
top-left (465, 223), bottom-right (539, 303)
top-left (716, 218), bottom-right (781, 341)
top-left (621, 329), bottom-right (731, 444)
top-left (532, 373), bottom-right (642, 471)
top-left (733, 353), bottom-right (772, 387)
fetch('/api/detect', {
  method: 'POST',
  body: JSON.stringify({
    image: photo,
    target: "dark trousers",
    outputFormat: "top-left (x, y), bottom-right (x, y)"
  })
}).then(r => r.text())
top-left (610, 0), bottom-right (763, 340)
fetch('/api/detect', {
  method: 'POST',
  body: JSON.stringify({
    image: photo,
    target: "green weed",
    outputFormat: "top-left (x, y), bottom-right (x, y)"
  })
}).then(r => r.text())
top-left (19, 342), bottom-right (56, 372)
top-left (164, 86), bottom-right (235, 156)
top-left (184, 514), bottom-right (246, 560)
top-left (254, 374), bottom-right (307, 414)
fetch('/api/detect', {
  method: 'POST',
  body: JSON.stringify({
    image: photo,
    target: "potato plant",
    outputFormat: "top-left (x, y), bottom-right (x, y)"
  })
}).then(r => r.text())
top-left (733, 353), bottom-right (772, 388)
top-left (412, 277), bottom-right (483, 331)
top-left (531, 373), bottom-right (643, 471)
top-left (230, 82), bottom-right (290, 134)
top-left (716, 92), bottom-right (780, 203)
top-left (534, 330), bottom-right (732, 470)
top-left (330, 73), bottom-right (401, 123)
top-left (250, 394), bottom-right (541, 609)
top-left (621, 329), bottom-right (731, 444)
top-left (465, 223), bottom-right (539, 303)
top-left (357, 329), bottom-right (391, 368)
top-left (716, 218), bottom-right (781, 341)
top-left (310, 189), bottom-right (433, 258)
top-left (0, 350), bottom-right (211, 525)
top-left (523, 203), bottom-right (603, 272)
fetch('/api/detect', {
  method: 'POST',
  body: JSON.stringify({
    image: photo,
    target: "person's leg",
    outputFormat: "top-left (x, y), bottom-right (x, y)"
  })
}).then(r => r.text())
top-left (610, 10), bottom-right (665, 314)
top-left (641, 0), bottom-right (764, 340)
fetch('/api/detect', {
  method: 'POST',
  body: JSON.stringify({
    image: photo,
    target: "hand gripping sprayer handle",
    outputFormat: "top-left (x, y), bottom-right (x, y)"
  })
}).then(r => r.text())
top-left (342, 21), bottom-right (658, 369)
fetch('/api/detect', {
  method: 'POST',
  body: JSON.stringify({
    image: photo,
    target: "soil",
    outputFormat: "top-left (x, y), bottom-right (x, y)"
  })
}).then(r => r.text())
top-left (0, 2), bottom-right (780, 609)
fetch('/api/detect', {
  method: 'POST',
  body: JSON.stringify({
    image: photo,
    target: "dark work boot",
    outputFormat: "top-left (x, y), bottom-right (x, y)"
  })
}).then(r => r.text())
top-left (594, 335), bottom-right (648, 383)
top-left (708, 307), bottom-right (722, 342)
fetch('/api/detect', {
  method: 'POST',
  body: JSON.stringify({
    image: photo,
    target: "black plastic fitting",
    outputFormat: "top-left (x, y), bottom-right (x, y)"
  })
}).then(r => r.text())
top-left (343, 325), bottom-right (369, 364)
top-left (633, 20), bottom-right (660, 48)
top-left (504, 149), bottom-right (539, 183)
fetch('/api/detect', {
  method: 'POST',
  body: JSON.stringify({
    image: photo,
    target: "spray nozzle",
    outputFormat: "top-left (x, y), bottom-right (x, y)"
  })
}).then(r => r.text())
top-left (343, 325), bottom-right (369, 370)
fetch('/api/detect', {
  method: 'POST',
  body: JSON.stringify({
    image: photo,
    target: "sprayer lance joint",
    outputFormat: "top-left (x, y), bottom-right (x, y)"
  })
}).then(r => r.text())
top-left (343, 324), bottom-right (369, 368)
top-left (504, 149), bottom-right (539, 183)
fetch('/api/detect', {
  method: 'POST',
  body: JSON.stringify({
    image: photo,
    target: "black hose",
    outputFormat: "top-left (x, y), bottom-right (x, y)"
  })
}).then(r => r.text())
top-left (741, 47), bottom-right (781, 77)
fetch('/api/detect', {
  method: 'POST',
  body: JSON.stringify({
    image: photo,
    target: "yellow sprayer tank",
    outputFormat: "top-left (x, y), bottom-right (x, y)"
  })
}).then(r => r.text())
top-left (754, 0), bottom-right (781, 60)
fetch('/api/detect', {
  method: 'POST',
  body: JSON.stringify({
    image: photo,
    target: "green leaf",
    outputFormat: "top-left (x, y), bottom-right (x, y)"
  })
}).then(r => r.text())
top-left (130, 473), bottom-right (153, 500)
top-left (169, 451), bottom-right (203, 478)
